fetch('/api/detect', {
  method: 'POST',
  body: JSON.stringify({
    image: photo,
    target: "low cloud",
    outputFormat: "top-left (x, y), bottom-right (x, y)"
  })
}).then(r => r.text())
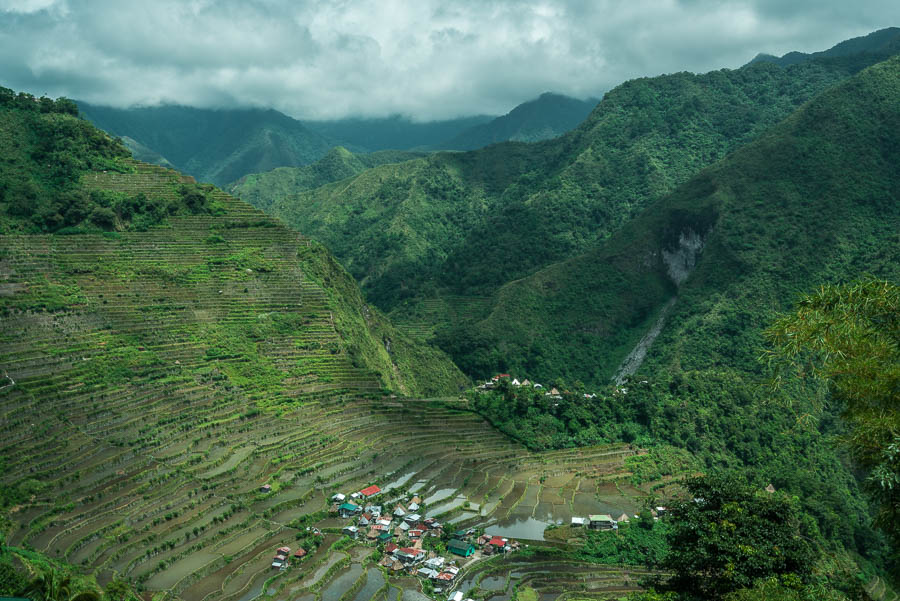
top-left (1, 0), bottom-right (897, 120)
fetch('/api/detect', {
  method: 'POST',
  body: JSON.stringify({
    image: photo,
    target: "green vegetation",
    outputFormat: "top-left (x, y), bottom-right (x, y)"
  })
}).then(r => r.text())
top-left (228, 146), bottom-right (427, 210)
top-left (661, 474), bottom-right (818, 599)
top-left (0, 87), bottom-right (131, 233)
top-left (236, 35), bottom-right (900, 402)
top-left (3, 28), bottom-right (900, 601)
top-left (578, 519), bottom-right (669, 566)
top-left (765, 280), bottom-right (900, 552)
top-left (450, 56), bottom-right (900, 583)
top-left (1, 546), bottom-right (141, 601)
top-left (0, 89), bottom-right (466, 399)
top-left (77, 103), bottom-right (336, 187)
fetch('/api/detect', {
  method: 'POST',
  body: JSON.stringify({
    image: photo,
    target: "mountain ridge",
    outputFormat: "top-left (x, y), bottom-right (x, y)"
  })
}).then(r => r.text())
top-left (750, 26), bottom-right (900, 67)
top-left (243, 38), bottom-right (900, 339)
top-left (439, 92), bottom-right (599, 150)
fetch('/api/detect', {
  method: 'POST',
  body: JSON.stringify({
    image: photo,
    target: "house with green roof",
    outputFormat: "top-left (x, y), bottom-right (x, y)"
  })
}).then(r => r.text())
top-left (448, 538), bottom-right (475, 557)
top-left (588, 514), bottom-right (616, 529)
top-left (339, 502), bottom-right (362, 518)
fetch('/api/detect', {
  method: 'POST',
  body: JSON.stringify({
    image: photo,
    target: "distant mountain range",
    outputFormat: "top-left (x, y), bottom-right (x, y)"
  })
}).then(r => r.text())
top-left (77, 92), bottom-right (599, 186)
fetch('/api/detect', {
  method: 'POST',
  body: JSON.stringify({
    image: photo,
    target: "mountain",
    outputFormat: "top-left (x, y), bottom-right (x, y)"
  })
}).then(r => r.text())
top-left (1, 88), bottom-right (681, 601)
top-left (250, 37), bottom-right (898, 332)
top-left (456, 55), bottom-right (900, 580)
top-left (448, 54), bottom-right (900, 383)
top-left (77, 103), bottom-right (335, 187)
top-left (439, 92), bottom-right (599, 150)
top-left (78, 94), bottom-right (599, 189)
top-left (302, 114), bottom-right (495, 151)
top-left (227, 146), bottom-right (427, 211)
top-left (750, 26), bottom-right (900, 67)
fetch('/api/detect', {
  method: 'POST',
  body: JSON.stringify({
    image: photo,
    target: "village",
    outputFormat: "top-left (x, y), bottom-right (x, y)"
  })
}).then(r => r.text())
top-left (260, 474), bottom-right (653, 601)
top-left (475, 373), bottom-right (626, 398)
top-left (256, 373), bottom-right (662, 600)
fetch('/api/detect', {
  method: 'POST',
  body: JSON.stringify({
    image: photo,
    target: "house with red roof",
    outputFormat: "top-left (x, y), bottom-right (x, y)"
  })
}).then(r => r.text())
top-left (395, 547), bottom-right (425, 564)
top-left (359, 484), bottom-right (381, 498)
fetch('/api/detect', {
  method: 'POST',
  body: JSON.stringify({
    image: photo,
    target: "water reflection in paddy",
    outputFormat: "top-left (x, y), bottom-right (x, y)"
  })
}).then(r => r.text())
top-left (352, 569), bottom-right (385, 601)
top-left (321, 563), bottom-right (364, 601)
top-left (429, 495), bottom-right (467, 515)
top-left (484, 517), bottom-right (550, 541)
top-left (384, 471), bottom-right (416, 492)
top-left (423, 488), bottom-right (457, 504)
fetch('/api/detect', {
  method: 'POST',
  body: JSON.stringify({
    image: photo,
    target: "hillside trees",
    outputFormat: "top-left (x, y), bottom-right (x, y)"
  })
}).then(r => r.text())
top-left (765, 279), bottom-right (900, 552)
top-left (661, 474), bottom-right (818, 599)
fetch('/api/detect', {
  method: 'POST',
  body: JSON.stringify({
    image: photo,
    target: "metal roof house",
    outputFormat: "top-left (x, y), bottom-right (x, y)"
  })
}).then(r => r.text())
top-left (448, 539), bottom-right (475, 557)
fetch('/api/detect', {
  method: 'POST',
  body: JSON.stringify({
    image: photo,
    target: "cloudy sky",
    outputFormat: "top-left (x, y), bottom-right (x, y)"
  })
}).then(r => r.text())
top-left (1, 0), bottom-right (898, 120)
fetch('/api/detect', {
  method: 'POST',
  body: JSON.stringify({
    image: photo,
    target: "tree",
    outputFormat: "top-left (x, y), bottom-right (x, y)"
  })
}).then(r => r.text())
top-left (661, 473), bottom-right (818, 600)
top-left (764, 279), bottom-right (900, 547)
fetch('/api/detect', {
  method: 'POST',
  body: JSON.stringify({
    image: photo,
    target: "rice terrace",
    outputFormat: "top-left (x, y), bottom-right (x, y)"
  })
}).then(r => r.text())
top-left (4, 13), bottom-right (900, 601)
top-left (1, 161), bottom-right (673, 601)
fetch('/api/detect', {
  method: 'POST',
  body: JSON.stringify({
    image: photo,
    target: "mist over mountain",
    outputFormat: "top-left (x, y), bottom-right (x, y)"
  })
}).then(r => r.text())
top-left (440, 92), bottom-right (599, 150)
top-left (77, 93), bottom-right (599, 187)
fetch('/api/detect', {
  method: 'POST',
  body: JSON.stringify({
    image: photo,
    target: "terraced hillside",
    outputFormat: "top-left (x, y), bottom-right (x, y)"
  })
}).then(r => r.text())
top-left (0, 111), bottom-right (657, 600)
top-left (0, 378), bottom-right (653, 601)
top-left (0, 160), bottom-right (466, 400)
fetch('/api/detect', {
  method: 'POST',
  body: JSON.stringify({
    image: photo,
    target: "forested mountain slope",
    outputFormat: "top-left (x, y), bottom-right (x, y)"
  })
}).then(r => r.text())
top-left (249, 33), bottom-right (898, 325)
top-left (439, 92), bottom-right (599, 150)
top-left (227, 147), bottom-right (427, 211)
top-left (458, 57), bottom-right (900, 578)
top-left (451, 54), bottom-right (900, 384)
top-left (77, 103), bottom-right (336, 187)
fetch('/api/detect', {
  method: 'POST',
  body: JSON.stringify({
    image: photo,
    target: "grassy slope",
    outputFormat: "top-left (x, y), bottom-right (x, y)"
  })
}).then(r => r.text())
top-left (467, 55), bottom-right (900, 384)
top-left (250, 41), bottom-right (897, 324)
top-left (0, 99), bottom-right (466, 399)
top-left (226, 147), bottom-right (428, 210)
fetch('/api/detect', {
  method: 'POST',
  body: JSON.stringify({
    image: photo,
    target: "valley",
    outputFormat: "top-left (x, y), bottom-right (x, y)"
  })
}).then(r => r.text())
top-left (1, 16), bottom-right (899, 601)
top-left (0, 149), bottom-right (673, 601)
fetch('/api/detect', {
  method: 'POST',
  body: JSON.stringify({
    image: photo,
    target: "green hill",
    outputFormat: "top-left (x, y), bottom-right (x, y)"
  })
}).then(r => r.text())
top-left (248, 38), bottom-right (897, 331)
top-left (0, 87), bottom-right (467, 402)
top-left (77, 103), bottom-right (336, 187)
top-left (450, 53), bottom-right (900, 382)
top-left (439, 92), bottom-right (599, 150)
top-left (227, 146), bottom-right (427, 210)
top-left (455, 57), bottom-right (900, 578)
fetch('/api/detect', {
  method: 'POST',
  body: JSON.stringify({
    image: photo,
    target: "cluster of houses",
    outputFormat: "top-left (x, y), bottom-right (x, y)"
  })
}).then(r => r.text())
top-left (569, 507), bottom-right (667, 530)
top-left (335, 489), bottom-right (446, 545)
top-left (477, 374), bottom-right (600, 400)
top-left (270, 545), bottom-right (307, 570)
top-left (329, 484), bottom-right (520, 588)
